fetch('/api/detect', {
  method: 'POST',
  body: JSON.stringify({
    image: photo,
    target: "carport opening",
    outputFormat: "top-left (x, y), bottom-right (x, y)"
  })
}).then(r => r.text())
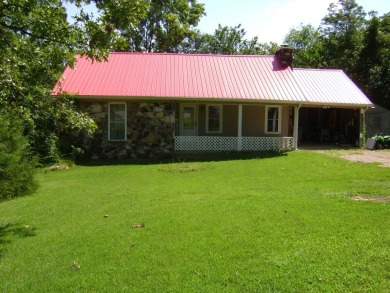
top-left (298, 107), bottom-right (360, 145)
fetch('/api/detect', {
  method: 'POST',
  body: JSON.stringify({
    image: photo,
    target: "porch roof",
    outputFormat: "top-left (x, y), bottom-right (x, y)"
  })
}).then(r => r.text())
top-left (53, 52), bottom-right (373, 107)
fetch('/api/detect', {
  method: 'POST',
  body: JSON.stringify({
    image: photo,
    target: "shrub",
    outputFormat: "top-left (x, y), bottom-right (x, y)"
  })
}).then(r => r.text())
top-left (0, 111), bottom-right (37, 199)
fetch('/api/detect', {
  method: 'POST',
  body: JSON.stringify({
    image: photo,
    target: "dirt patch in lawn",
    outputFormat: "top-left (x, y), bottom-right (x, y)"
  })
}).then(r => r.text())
top-left (305, 145), bottom-right (390, 168)
top-left (341, 150), bottom-right (390, 168)
top-left (351, 196), bottom-right (390, 202)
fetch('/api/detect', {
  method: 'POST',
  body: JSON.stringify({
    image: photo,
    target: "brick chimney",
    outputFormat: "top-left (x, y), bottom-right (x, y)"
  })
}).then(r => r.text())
top-left (275, 44), bottom-right (294, 68)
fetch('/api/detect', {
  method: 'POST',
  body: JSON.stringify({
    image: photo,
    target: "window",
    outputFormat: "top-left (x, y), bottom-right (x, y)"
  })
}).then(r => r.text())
top-left (206, 105), bottom-right (223, 133)
top-left (108, 103), bottom-right (127, 141)
top-left (265, 106), bottom-right (281, 134)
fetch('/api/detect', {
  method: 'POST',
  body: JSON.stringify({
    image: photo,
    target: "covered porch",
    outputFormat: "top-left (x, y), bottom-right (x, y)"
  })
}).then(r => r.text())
top-left (173, 103), bottom-right (298, 152)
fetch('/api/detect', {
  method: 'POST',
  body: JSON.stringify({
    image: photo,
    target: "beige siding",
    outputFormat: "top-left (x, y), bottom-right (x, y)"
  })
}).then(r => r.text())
top-left (243, 105), bottom-right (264, 136)
top-left (281, 106), bottom-right (290, 136)
top-left (223, 105), bottom-right (238, 136)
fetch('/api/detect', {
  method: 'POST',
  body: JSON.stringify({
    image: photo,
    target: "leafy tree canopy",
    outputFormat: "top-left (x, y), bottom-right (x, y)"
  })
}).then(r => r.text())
top-left (284, 24), bottom-right (323, 68)
top-left (320, 0), bottom-right (366, 73)
top-left (103, 0), bottom-right (206, 52)
top-left (181, 24), bottom-right (278, 55)
top-left (0, 0), bottom-right (121, 158)
top-left (357, 13), bottom-right (390, 108)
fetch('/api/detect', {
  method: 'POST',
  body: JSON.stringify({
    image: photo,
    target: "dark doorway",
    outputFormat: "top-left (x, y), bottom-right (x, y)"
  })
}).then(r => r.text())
top-left (299, 107), bottom-right (360, 145)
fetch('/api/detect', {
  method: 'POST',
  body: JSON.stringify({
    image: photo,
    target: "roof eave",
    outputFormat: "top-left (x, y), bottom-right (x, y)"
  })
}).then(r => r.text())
top-left (66, 95), bottom-right (308, 105)
top-left (300, 101), bottom-right (373, 108)
top-left (54, 94), bottom-right (373, 108)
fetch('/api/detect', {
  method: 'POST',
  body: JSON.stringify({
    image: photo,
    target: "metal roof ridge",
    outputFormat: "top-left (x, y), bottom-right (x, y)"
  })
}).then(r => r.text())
top-left (108, 52), bottom-right (273, 58)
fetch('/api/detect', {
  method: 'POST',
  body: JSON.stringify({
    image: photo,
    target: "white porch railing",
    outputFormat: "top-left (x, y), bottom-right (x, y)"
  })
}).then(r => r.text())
top-left (175, 136), bottom-right (294, 151)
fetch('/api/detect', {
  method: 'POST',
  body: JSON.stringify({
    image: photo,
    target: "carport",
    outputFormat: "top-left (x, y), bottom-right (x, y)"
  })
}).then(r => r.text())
top-left (292, 68), bottom-right (372, 148)
top-left (298, 107), bottom-right (361, 145)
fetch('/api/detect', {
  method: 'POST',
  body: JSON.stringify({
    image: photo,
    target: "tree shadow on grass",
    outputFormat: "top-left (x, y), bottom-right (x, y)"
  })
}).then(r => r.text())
top-left (0, 223), bottom-right (37, 260)
top-left (77, 150), bottom-right (290, 167)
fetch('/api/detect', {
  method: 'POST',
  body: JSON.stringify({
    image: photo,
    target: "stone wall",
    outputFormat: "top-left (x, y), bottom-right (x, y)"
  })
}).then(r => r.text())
top-left (79, 101), bottom-right (175, 159)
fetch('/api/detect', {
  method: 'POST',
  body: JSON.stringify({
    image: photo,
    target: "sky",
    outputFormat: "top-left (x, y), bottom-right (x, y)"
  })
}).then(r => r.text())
top-left (196, 0), bottom-right (390, 43)
top-left (67, 0), bottom-right (390, 44)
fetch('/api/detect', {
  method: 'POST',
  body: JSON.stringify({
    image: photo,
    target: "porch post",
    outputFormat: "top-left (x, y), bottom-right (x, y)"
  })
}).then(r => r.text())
top-left (293, 104), bottom-right (301, 150)
top-left (238, 104), bottom-right (243, 151)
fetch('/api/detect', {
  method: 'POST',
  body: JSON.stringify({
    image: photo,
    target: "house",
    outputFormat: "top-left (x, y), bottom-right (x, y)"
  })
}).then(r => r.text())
top-left (52, 51), bottom-right (373, 159)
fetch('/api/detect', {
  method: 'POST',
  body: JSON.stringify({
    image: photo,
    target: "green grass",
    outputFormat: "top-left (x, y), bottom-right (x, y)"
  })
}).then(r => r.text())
top-left (1, 150), bottom-right (389, 292)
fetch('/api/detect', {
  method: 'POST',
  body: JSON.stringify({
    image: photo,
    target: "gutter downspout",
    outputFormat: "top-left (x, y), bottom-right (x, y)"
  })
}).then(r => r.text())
top-left (293, 104), bottom-right (301, 150)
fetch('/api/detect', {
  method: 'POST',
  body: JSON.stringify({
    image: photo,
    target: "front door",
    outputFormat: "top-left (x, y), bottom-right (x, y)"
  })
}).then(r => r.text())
top-left (180, 104), bottom-right (198, 136)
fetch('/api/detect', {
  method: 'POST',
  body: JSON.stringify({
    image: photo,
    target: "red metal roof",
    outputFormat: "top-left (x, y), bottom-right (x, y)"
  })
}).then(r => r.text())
top-left (53, 52), bottom-right (372, 107)
top-left (53, 53), bottom-right (304, 102)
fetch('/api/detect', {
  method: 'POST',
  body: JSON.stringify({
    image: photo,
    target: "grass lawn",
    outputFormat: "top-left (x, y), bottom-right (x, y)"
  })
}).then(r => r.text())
top-left (1, 150), bottom-right (389, 292)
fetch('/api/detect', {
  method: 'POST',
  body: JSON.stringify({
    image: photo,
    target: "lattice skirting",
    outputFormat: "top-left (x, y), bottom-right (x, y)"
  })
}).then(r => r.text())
top-left (175, 136), bottom-right (294, 151)
top-left (242, 137), bottom-right (294, 151)
top-left (175, 136), bottom-right (238, 151)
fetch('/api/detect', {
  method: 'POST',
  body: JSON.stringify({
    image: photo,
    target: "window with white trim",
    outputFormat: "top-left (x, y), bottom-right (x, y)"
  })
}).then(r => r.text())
top-left (265, 106), bottom-right (281, 134)
top-left (206, 105), bottom-right (223, 133)
top-left (108, 103), bottom-right (127, 141)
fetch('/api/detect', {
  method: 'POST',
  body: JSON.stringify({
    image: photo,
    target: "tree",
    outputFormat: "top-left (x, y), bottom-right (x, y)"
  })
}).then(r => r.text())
top-left (209, 24), bottom-right (254, 54)
top-left (319, 0), bottom-right (366, 74)
top-left (104, 0), bottom-right (206, 52)
top-left (0, 111), bottom-right (37, 199)
top-left (181, 24), bottom-right (276, 55)
top-left (357, 14), bottom-right (390, 108)
top-left (0, 0), bottom-right (149, 158)
top-left (284, 24), bottom-right (324, 68)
